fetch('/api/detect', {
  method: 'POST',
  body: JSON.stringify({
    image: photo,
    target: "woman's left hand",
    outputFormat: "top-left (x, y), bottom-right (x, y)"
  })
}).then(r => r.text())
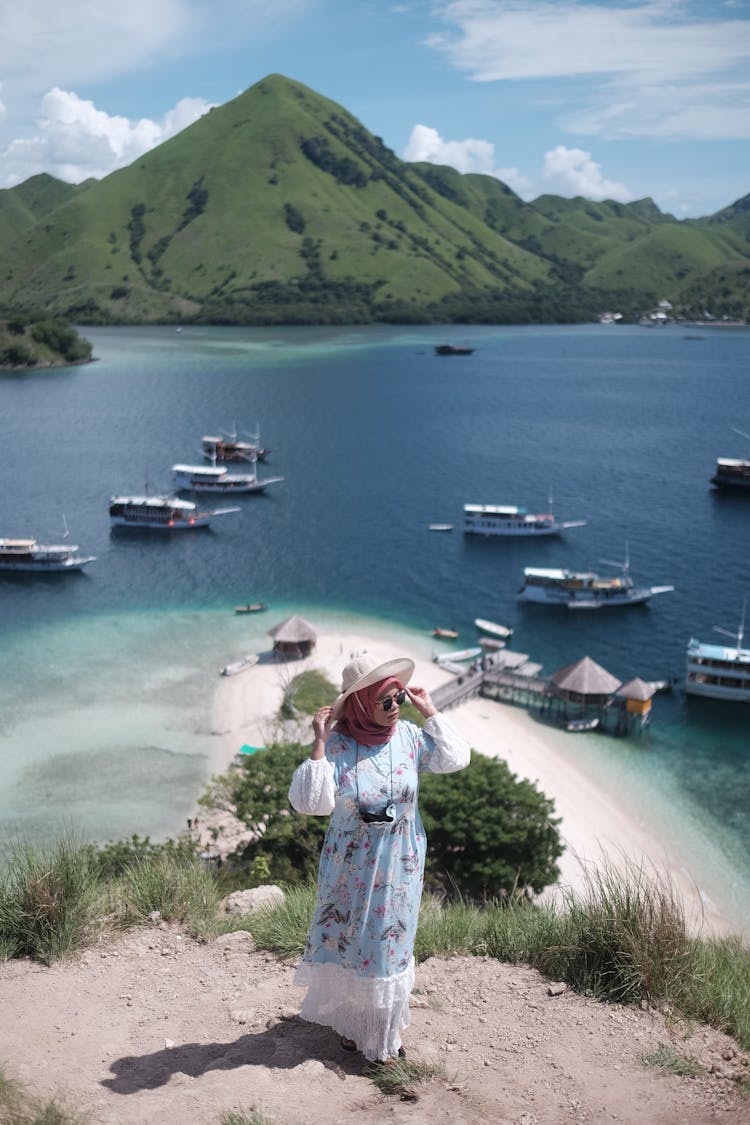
top-left (405, 684), bottom-right (438, 719)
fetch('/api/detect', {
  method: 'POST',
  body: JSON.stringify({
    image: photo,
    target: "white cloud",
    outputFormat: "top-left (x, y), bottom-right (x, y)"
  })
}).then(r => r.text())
top-left (0, 89), bottom-right (214, 186)
top-left (429, 0), bottom-right (750, 139)
top-left (541, 145), bottom-right (634, 201)
top-left (403, 123), bottom-right (532, 194)
top-left (402, 125), bottom-right (633, 204)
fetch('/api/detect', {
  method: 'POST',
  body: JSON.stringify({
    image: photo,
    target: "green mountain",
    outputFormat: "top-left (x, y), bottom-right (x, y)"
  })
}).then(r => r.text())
top-left (0, 74), bottom-right (747, 325)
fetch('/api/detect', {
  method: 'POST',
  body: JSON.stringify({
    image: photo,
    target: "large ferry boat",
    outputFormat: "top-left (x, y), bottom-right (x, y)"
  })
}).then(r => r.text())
top-left (172, 463), bottom-right (283, 494)
top-left (685, 608), bottom-right (750, 702)
top-left (109, 495), bottom-right (240, 529)
top-left (518, 563), bottom-right (674, 609)
top-left (463, 503), bottom-right (586, 537)
top-left (710, 427), bottom-right (750, 491)
top-left (0, 536), bottom-right (95, 572)
top-left (710, 458), bottom-right (750, 491)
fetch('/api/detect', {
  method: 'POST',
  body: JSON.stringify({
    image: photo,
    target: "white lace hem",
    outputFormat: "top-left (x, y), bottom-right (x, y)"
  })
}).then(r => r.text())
top-left (294, 957), bottom-right (415, 1061)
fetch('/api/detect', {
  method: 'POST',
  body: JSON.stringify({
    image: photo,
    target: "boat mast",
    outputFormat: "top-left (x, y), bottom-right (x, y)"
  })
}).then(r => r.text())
top-left (713, 599), bottom-right (747, 651)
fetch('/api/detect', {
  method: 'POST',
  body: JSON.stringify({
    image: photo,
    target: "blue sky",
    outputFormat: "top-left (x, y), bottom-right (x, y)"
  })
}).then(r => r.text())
top-left (1, 0), bottom-right (749, 218)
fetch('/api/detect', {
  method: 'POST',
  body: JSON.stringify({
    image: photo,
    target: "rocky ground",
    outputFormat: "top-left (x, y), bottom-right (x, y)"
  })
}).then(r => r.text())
top-left (1, 917), bottom-right (748, 1125)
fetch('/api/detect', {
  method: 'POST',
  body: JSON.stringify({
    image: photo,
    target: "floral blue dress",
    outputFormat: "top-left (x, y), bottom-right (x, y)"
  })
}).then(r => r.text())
top-left (288, 713), bottom-right (469, 1061)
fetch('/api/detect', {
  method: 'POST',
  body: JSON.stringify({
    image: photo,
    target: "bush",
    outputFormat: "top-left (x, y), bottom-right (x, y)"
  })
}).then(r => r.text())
top-left (420, 752), bottom-right (563, 899)
top-left (0, 835), bottom-right (105, 963)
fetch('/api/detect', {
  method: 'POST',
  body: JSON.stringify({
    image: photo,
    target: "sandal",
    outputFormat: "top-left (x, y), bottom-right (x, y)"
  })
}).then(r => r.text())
top-left (340, 1037), bottom-right (357, 1053)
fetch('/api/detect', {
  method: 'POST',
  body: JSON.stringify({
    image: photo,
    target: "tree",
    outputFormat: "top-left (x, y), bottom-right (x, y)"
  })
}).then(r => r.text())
top-left (419, 752), bottom-right (563, 900)
top-left (199, 743), bottom-right (328, 884)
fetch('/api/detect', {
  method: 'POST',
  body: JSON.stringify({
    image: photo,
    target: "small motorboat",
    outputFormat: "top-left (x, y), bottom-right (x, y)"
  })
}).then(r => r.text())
top-left (433, 627), bottom-right (459, 639)
top-left (220, 654), bottom-right (259, 676)
top-left (234, 603), bottom-right (268, 614)
top-left (428, 523), bottom-right (454, 531)
top-left (434, 646), bottom-right (482, 665)
top-left (565, 716), bottom-right (600, 732)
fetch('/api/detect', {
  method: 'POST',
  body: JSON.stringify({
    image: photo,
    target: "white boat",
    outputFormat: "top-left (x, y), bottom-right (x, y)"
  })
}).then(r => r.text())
top-left (428, 523), bottom-right (454, 531)
top-left (434, 646), bottom-right (482, 665)
top-left (518, 552), bottom-right (674, 609)
top-left (709, 427), bottom-right (750, 492)
top-left (463, 503), bottom-right (586, 537)
top-left (474, 617), bottom-right (513, 639)
top-left (566, 716), bottom-right (600, 732)
top-left (109, 495), bottom-right (240, 529)
top-left (685, 605), bottom-right (750, 702)
top-left (173, 463), bottom-right (283, 494)
top-left (0, 536), bottom-right (95, 572)
top-left (220, 653), bottom-right (259, 677)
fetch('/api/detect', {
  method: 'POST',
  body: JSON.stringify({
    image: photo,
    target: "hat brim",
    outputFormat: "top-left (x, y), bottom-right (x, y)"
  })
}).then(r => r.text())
top-left (331, 657), bottom-right (415, 718)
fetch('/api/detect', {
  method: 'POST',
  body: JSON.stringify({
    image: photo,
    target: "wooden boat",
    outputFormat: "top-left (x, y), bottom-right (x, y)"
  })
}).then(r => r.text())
top-left (433, 627), bottom-right (459, 639)
top-left (434, 646), bottom-right (482, 665)
top-left (173, 463), bottom-right (283, 494)
top-left (234, 603), bottom-right (268, 614)
top-left (0, 535), bottom-right (95, 572)
top-left (464, 503), bottom-right (586, 537)
top-left (435, 344), bottom-right (474, 356)
top-left (474, 617), bottom-right (513, 639)
top-left (220, 653), bottom-right (259, 677)
top-left (109, 495), bottom-right (240, 529)
top-left (566, 716), bottom-right (600, 732)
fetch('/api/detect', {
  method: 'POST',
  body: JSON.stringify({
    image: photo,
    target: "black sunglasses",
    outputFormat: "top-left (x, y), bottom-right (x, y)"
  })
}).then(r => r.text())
top-left (379, 689), bottom-right (406, 712)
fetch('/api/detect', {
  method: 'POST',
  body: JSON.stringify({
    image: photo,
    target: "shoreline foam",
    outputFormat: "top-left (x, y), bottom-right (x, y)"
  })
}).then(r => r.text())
top-left (209, 617), bottom-right (743, 941)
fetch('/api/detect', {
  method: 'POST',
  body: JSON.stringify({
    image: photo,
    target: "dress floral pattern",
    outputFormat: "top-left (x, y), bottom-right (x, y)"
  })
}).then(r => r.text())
top-left (288, 713), bottom-right (469, 1061)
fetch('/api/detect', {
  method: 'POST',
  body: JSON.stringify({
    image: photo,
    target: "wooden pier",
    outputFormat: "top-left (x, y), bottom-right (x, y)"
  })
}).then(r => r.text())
top-left (431, 650), bottom-right (663, 736)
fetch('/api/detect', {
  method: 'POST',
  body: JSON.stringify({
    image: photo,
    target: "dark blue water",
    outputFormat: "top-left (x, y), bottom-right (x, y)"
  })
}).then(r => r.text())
top-left (1, 323), bottom-right (748, 924)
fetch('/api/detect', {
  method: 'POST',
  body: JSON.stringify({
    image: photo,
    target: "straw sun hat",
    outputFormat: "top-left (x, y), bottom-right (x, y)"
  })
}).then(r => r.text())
top-left (331, 654), bottom-right (415, 718)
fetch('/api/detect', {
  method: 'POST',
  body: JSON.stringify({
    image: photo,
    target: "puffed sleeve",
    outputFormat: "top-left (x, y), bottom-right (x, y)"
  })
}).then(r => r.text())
top-left (419, 713), bottom-right (471, 774)
top-left (288, 756), bottom-right (336, 815)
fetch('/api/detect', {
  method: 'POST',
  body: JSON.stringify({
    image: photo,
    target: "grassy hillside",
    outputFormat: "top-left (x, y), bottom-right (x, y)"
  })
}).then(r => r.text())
top-left (0, 75), bottom-right (747, 325)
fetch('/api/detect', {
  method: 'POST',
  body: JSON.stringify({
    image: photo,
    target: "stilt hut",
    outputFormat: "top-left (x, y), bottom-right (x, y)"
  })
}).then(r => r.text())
top-left (547, 656), bottom-right (622, 728)
top-left (267, 614), bottom-right (317, 660)
top-left (615, 677), bottom-right (658, 733)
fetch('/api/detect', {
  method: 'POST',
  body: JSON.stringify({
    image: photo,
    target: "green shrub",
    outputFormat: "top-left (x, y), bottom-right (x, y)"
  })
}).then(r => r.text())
top-left (114, 853), bottom-right (222, 934)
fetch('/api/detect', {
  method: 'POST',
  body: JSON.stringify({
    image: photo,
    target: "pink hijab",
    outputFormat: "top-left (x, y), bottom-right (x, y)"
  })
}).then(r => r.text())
top-left (334, 676), bottom-right (402, 746)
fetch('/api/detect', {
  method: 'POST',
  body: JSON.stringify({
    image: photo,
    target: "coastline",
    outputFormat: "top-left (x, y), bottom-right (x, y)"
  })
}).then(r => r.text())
top-left (209, 618), bottom-right (742, 941)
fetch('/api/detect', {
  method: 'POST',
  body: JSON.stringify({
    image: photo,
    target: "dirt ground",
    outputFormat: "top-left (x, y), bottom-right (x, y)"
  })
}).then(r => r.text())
top-left (1, 919), bottom-right (748, 1125)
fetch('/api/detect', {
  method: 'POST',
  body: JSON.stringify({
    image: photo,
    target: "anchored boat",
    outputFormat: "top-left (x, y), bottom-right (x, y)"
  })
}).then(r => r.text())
top-left (109, 495), bottom-right (240, 530)
top-left (463, 503), bottom-right (586, 537)
top-left (518, 550), bottom-right (674, 609)
top-left (0, 536), bottom-right (95, 572)
top-left (685, 604), bottom-right (750, 702)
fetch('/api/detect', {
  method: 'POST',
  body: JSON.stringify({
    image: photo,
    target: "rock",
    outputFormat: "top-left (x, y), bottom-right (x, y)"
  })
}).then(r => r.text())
top-left (214, 930), bottom-right (256, 951)
top-left (224, 885), bottom-right (286, 915)
top-left (547, 982), bottom-right (568, 997)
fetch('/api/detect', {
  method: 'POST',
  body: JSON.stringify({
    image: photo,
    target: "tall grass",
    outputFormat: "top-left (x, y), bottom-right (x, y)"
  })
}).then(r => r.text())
top-left (537, 859), bottom-right (694, 1005)
top-left (114, 853), bottom-right (222, 934)
top-left (0, 834), bottom-right (105, 964)
top-left (1, 835), bottom-right (748, 1053)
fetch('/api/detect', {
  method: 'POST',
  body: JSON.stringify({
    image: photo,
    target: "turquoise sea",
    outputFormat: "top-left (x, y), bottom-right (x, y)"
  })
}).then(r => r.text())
top-left (1, 323), bottom-right (748, 932)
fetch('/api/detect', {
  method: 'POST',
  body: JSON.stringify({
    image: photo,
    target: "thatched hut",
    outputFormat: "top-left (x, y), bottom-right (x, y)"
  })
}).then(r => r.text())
top-left (548, 656), bottom-right (622, 703)
top-left (616, 676), bottom-right (658, 720)
top-left (267, 614), bottom-right (317, 660)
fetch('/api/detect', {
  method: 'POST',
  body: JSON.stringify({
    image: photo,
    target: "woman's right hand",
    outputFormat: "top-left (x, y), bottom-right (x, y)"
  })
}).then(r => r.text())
top-left (312, 705), bottom-right (334, 742)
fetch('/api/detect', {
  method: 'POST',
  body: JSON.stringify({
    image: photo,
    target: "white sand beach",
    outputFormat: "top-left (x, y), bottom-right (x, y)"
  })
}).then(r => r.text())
top-left (210, 620), bottom-right (739, 940)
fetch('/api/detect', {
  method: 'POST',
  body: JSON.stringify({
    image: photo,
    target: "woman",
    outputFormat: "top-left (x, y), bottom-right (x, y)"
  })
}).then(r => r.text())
top-left (288, 653), bottom-right (470, 1063)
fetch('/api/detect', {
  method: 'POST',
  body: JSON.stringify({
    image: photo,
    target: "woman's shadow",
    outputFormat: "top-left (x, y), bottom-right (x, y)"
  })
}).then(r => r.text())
top-left (101, 1016), bottom-right (362, 1094)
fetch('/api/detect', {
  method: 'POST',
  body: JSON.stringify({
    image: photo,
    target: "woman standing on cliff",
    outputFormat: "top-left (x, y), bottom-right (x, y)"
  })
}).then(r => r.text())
top-left (288, 654), bottom-right (470, 1063)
